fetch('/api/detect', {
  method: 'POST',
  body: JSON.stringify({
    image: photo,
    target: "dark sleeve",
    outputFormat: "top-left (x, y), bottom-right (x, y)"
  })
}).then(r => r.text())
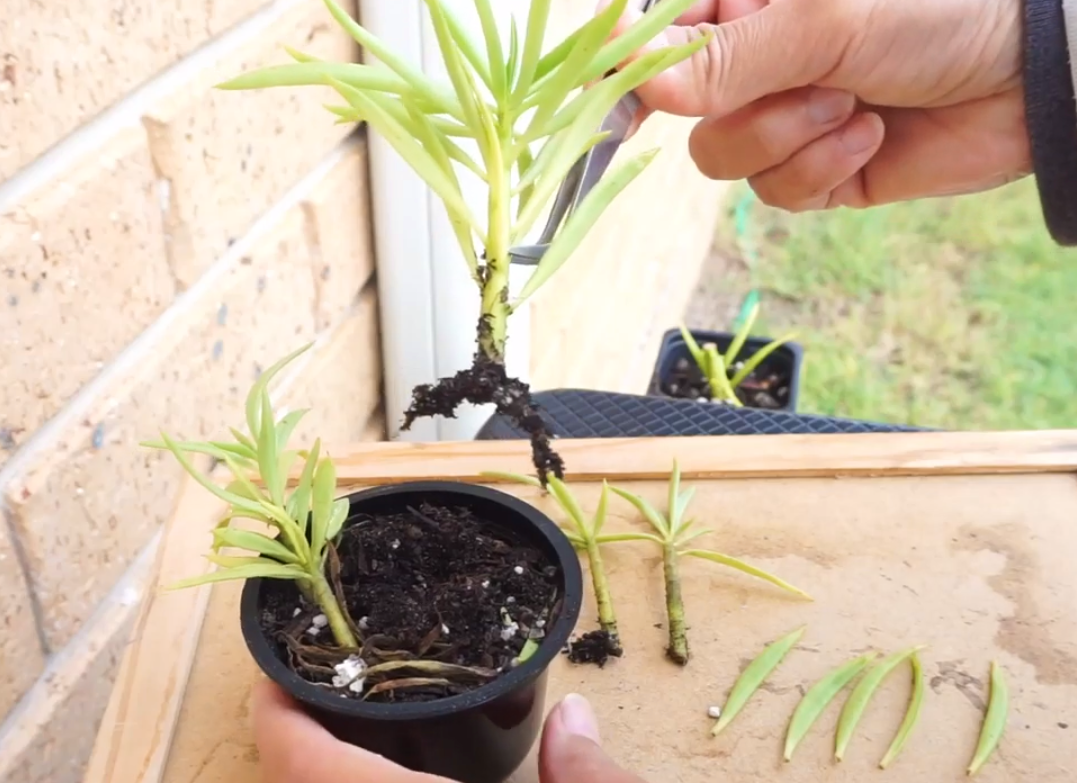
top-left (1023, 0), bottom-right (1077, 244)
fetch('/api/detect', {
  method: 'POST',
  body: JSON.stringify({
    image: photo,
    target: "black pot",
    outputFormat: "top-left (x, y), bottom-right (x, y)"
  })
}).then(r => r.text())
top-left (647, 328), bottom-right (804, 412)
top-left (240, 481), bottom-right (583, 783)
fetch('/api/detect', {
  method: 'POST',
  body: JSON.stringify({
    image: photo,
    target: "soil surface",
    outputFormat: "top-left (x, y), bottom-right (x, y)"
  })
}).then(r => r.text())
top-left (402, 352), bottom-right (564, 484)
top-left (260, 502), bottom-right (562, 703)
top-left (661, 355), bottom-right (790, 409)
top-left (565, 630), bottom-right (623, 668)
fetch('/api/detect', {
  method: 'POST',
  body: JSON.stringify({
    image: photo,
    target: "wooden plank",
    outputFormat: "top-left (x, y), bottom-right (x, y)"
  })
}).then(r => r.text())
top-left (83, 476), bottom-right (225, 783)
top-left (319, 430), bottom-right (1077, 485)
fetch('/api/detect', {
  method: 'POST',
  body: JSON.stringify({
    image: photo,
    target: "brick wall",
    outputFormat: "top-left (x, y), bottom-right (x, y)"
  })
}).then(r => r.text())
top-left (0, 1), bottom-right (384, 781)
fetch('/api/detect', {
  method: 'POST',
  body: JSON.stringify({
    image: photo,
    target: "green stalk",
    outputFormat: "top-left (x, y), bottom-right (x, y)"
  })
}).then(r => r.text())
top-left (584, 537), bottom-right (620, 649)
top-left (309, 571), bottom-right (359, 649)
top-left (478, 114), bottom-right (512, 363)
top-left (663, 543), bottom-right (689, 664)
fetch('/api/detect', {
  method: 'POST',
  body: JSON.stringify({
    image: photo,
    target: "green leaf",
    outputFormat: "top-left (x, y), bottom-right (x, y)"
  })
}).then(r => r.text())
top-left (546, 477), bottom-right (590, 539)
top-left (593, 480), bottom-right (610, 535)
top-left (595, 531), bottom-right (664, 545)
top-left (328, 80), bottom-right (482, 238)
top-left (609, 485), bottom-right (670, 538)
top-left (667, 459), bottom-right (681, 530)
top-left (275, 409), bottom-right (309, 453)
top-left (682, 549), bottom-right (813, 599)
top-left (525, 0), bottom-right (628, 136)
top-left (472, 0), bottom-right (507, 101)
top-left (505, 16), bottom-right (521, 91)
top-left (320, 0), bottom-right (462, 119)
top-left (309, 457), bottom-right (337, 562)
top-left (672, 488), bottom-right (696, 536)
top-left (533, 25), bottom-right (583, 85)
top-left (511, 0), bottom-right (551, 103)
top-left (283, 45), bottom-right (319, 63)
top-left (581, 0), bottom-right (701, 85)
top-left (229, 427), bottom-right (258, 453)
top-left (257, 392), bottom-right (284, 507)
top-left (325, 498), bottom-right (350, 543)
top-left (678, 324), bottom-right (705, 367)
top-left (421, 0), bottom-right (488, 134)
top-left (440, 2), bottom-right (494, 91)
top-left (167, 561), bottom-right (308, 591)
top-left (244, 343), bottom-right (313, 441)
top-left (157, 432), bottom-right (268, 518)
top-left (211, 527), bottom-right (300, 564)
top-left (515, 143), bottom-right (536, 219)
top-left (728, 333), bottom-right (798, 389)
top-left (513, 148), bottom-right (657, 304)
top-left (287, 440), bottom-right (321, 536)
top-left (217, 61), bottom-right (410, 95)
top-left (724, 301), bottom-right (758, 366)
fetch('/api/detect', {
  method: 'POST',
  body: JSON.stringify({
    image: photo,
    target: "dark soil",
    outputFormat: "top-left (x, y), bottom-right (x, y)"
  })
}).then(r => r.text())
top-left (401, 314), bottom-right (564, 484)
top-left (662, 355), bottom-right (790, 409)
top-left (564, 630), bottom-right (623, 668)
top-left (260, 502), bottom-right (562, 703)
top-left (402, 352), bottom-right (564, 484)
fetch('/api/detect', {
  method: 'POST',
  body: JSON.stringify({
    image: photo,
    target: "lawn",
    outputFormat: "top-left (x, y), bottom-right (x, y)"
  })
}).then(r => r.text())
top-left (684, 178), bottom-right (1077, 430)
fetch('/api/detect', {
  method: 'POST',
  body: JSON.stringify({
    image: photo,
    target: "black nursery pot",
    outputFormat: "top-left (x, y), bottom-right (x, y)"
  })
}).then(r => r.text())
top-left (240, 481), bottom-right (583, 783)
top-left (647, 327), bottom-right (804, 411)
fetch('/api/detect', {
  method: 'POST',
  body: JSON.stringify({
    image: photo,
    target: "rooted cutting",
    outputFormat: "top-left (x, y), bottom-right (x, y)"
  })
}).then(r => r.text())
top-left (261, 501), bottom-right (561, 703)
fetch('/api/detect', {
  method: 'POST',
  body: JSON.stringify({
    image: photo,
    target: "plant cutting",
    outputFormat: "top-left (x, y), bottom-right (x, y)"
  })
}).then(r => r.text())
top-left (649, 302), bottom-right (802, 410)
top-left (486, 471), bottom-right (632, 665)
top-left (143, 343), bottom-right (583, 783)
top-left (219, 0), bottom-right (708, 481)
top-left (609, 460), bottom-right (812, 664)
top-left (710, 625), bottom-right (805, 736)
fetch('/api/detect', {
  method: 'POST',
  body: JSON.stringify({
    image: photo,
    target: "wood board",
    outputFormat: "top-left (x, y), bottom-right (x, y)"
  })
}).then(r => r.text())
top-left (87, 432), bottom-right (1077, 783)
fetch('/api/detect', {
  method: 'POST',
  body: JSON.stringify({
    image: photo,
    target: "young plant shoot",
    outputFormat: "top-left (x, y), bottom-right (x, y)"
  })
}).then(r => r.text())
top-left (610, 460), bottom-right (811, 665)
top-left (217, 0), bottom-right (707, 480)
top-left (142, 343), bottom-right (358, 650)
top-left (678, 302), bottom-right (797, 406)
top-left (486, 471), bottom-right (626, 661)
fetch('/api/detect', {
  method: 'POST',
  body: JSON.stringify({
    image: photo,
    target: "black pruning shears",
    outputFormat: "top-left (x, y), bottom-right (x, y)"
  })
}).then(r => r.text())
top-left (508, 0), bottom-right (661, 266)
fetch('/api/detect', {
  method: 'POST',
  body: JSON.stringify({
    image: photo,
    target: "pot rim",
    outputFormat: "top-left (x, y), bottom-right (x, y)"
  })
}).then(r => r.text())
top-left (240, 479), bottom-right (583, 721)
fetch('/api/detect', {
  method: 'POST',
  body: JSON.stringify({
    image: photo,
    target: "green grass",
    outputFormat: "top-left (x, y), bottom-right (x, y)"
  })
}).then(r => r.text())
top-left (710, 179), bottom-right (1077, 430)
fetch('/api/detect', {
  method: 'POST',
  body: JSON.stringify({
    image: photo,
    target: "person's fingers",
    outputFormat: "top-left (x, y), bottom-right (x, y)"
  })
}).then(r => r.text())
top-left (848, 95), bottom-right (1032, 205)
top-left (620, 0), bottom-right (853, 118)
top-left (688, 87), bottom-right (856, 180)
top-left (747, 112), bottom-right (885, 211)
top-left (675, 0), bottom-right (768, 25)
top-left (252, 679), bottom-right (442, 783)
top-left (538, 694), bottom-right (647, 783)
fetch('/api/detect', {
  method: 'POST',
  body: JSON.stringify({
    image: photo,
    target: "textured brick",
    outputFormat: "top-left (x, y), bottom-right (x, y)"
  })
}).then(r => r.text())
top-left (0, 519), bottom-right (44, 722)
top-left (4, 207), bottom-right (320, 650)
top-left (0, 129), bottom-right (173, 467)
top-left (0, 0), bottom-right (274, 178)
top-left (0, 547), bottom-right (153, 783)
top-left (145, 0), bottom-right (359, 287)
top-left (301, 142), bottom-right (375, 329)
top-left (280, 288), bottom-right (383, 447)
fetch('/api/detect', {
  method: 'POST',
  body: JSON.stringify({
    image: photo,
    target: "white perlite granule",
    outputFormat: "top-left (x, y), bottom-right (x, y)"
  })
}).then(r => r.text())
top-left (513, 566), bottom-right (524, 575)
top-left (332, 655), bottom-right (367, 694)
top-left (707, 706), bottom-right (722, 719)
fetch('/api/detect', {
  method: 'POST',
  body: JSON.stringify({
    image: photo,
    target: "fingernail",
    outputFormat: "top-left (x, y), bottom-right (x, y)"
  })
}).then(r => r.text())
top-left (559, 693), bottom-right (601, 744)
top-left (808, 88), bottom-right (854, 125)
top-left (840, 116), bottom-right (879, 154)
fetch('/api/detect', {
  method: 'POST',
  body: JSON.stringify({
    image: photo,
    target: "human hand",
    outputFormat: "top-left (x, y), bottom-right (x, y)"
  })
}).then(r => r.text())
top-left (251, 679), bottom-right (646, 783)
top-left (611, 0), bottom-right (1030, 210)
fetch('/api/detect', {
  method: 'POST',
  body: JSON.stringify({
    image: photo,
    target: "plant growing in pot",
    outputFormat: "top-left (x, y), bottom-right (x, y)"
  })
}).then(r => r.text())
top-left (648, 302), bottom-right (803, 410)
top-left (217, 0), bottom-right (707, 481)
top-left (144, 344), bottom-right (583, 783)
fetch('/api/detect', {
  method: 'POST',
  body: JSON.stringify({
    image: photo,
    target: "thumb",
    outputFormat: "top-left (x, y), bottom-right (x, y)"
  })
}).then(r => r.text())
top-left (538, 694), bottom-right (646, 783)
top-left (615, 0), bottom-right (849, 118)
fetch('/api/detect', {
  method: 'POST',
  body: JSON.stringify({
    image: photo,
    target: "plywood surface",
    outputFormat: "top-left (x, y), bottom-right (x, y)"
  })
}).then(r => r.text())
top-left (89, 434), bottom-right (1077, 783)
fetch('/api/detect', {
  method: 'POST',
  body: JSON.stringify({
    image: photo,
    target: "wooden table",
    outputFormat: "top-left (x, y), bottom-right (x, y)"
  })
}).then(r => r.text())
top-left (87, 432), bottom-right (1077, 782)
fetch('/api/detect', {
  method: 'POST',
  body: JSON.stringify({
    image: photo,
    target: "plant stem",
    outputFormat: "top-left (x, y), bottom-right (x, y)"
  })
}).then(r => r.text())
top-left (584, 538), bottom-right (621, 650)
top-left (662, 543), bottom-right (689, 664)
top-left (478, 117), bottom-right (512, 364)
top-left (309, 572), bottom-right (359, 649)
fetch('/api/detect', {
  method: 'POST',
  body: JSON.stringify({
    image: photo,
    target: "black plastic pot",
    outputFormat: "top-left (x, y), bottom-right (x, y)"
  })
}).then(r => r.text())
top-left (240, 481), bottom-right (583, 783)
top-left (647, 327), bottom-right (805, 411)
